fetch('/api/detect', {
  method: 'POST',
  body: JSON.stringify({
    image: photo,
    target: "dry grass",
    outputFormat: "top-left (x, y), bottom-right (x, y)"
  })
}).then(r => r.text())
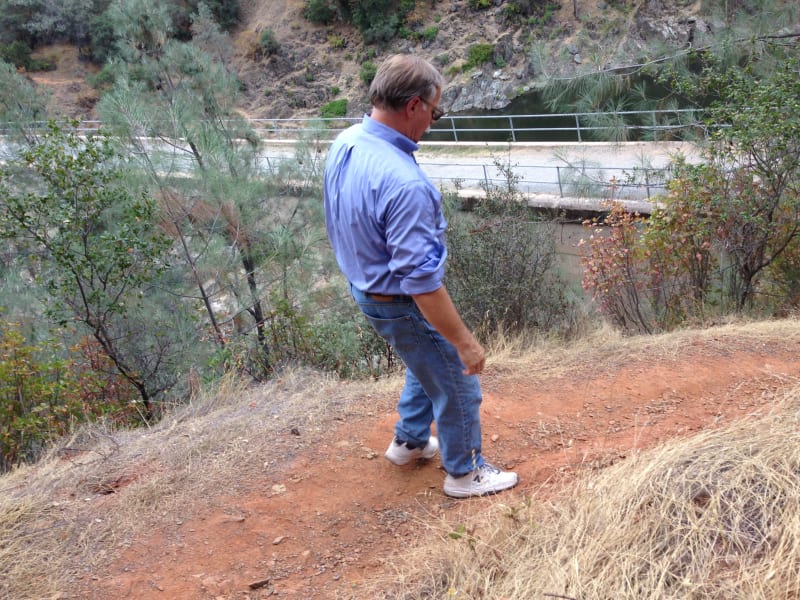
top-left (3, 318), bottom-right (800, 599)
top-left (487, 316), bottom-right (800, 383)
top-left (369, 382), bottom-right (800, 599)
top-left (0, 368), bottom-right (396, 600)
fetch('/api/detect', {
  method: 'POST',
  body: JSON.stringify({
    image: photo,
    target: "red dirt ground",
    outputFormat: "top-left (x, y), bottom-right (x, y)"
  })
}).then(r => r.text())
top-left (79, 332), bottom-right (800, 599)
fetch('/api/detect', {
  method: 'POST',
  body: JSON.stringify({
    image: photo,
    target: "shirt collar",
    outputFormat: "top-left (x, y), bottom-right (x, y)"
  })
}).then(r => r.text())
top-left (362, 114), bottom-right (419, 155)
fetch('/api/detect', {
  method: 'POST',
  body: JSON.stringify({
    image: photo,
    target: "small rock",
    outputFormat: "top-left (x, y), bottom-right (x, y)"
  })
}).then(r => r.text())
top-left (248, 578), bottom-right (271, 590)
top-left (272, 535), bottom-right (286, 545)
top-left (491, 434), bottom-right (500, 442)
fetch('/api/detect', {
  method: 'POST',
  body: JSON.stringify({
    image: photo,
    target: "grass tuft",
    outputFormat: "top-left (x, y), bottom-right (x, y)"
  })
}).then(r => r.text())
top-left (369, 383), bottom-right (800, 599)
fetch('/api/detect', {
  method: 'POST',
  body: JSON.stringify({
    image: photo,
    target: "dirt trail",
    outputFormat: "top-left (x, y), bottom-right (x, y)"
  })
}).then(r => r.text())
top-left (80, 333), bottom-right (800, 599)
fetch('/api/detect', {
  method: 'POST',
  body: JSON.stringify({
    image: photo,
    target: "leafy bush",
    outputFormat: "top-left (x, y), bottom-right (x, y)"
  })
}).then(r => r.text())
top-left (307, 313), bottom-right (395, 379)
top-left (0, 327), bottom-right (138, 471)
top-left (321, 98), bottom-right (347, 118)
top-left (304, 0), bottom-right (337, 24)
top-left (580, 203), bottom-right (655, 334)
top-left (359, 60), bottom-right (377, 86)
top-left (465, 43), bottom-right (494, 69)
top-left (420, 26), bottom-right (439, 42)
top-left (348, 0), bottom-right (407, 44)
top-left (328, 33), bottom-right (346, 49)
top-left (0, 40), bottom-right (53, 71)
top-left (445, 158), bottom-right (579, 339)
top-left (258, 28), bottom-right (280, 56)
top-left (87, 13), bottom-right (117, 64)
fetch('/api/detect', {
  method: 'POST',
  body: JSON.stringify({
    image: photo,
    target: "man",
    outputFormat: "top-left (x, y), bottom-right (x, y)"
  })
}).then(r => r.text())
top-left (323, 54), bottom-right (518, 498)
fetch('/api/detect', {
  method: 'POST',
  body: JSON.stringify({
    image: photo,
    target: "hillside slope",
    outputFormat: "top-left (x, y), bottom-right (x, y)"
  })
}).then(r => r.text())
top-left (4, 319), bottom-right (800, 599)
top-left (29, 0), bottom-right (777, 121)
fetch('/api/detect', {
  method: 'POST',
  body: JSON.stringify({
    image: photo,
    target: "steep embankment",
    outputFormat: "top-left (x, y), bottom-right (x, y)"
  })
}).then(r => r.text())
top-left (30, 0), bottom-right (744, 121)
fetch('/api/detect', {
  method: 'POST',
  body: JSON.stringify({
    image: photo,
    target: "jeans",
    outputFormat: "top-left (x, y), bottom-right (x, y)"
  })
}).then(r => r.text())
top-left (350, 284), bottom-right (484, 477)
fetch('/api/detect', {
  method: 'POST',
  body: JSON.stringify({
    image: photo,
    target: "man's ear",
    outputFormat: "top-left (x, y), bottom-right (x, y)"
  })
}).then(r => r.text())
top-left (405, 96), bottom-right (421, 118)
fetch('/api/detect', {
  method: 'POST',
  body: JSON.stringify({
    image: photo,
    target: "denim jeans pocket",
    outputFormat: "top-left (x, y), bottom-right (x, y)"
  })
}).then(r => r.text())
top-left (363, 313), bottom-right (421, 349)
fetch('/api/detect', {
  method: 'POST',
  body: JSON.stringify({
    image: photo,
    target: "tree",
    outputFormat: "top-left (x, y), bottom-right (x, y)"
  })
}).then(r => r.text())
top-left (0, 122), bottom-right (174, 417)
top-left (698, 49), bottom-right (800, 309)
top-left (584, 45), bottom-right (800, 331)
top-left (0, 0), bottom-right (99, 47)
top-left (0, 59), bottom-right (48, 146)
top-left (96, 0), bottom-right (322, 379)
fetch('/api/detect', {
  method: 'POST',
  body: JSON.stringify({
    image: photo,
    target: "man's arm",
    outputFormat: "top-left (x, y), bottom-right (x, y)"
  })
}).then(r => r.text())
top-left (412, 285), bottom-right (485, 375)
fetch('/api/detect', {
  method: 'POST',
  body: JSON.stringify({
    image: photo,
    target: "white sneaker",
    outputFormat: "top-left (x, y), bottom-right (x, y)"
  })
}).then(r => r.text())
top-left (443, 462), bottom-right (519, 498)
top-left (384, 436), bottom-right (439, 466)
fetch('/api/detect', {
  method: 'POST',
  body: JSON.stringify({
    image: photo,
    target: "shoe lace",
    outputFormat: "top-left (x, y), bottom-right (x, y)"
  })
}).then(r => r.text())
top-left (473, 462), bottom-right (500, 482)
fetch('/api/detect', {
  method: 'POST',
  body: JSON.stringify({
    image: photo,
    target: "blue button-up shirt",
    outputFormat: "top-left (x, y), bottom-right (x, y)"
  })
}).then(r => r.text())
top-left (324, 116), bottom-right (447, 296)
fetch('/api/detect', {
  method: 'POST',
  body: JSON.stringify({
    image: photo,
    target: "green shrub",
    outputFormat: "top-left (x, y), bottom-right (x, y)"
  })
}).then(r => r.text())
top-left (445, 159), bottom-right (579, 340)
top-left (0, 327), bottom-right (138, 471)
top-left (304, 0), bottom-right (337, 24)
top-left (0, 41), bottom-right (54, 71)
top-left (86, 63), bottom-right (117, 90)
top-left (468, 0), bottom-right (492, 8)
top-left (420, 26), bottom-right (439, 42)
top-left (307, 314), bottom-right (394, 379)
top-left (359, 60), bottom-right (377, 86)
top-left (0, 41), bottom-right (32, 69)
top-left (465, 43), bottom-right (494, 69)
top-left (258, 28), bottom-right (280, 56)
top-left (328, 34), bottom-right (346, 49)
top-left (321, 98), bottom-right (348, 118)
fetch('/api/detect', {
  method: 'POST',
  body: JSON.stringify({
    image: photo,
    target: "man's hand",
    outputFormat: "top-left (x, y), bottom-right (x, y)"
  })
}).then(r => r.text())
top-left (412, 286), bottom-right (486, 376)
top-left (456, 335), bottom-right (486, 375)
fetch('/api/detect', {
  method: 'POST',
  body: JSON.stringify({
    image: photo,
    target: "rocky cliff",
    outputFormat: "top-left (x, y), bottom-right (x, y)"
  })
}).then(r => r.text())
top-left (235, 0), bottom-right (757, 119)
top-left (30, 0), bottom-right (799, 121)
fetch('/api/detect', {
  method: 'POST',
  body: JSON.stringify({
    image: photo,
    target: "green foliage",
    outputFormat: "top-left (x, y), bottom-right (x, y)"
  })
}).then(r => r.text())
top-left (306, 313), bottom-right (394, 379)
top-left (445, 158), bottom-right (578, 339)
top-left (198, 0), bottom-right (242, 32)
top-left (464, 43), bottom-right (494, 70)
top-left (348, 0), bottom-right (411, 44)
top-left (468, 0), bottom-right (492, 9)
top-left (87, 12), bottom-right (117, 63)
top-left (0, 0), bottom-right (97, 47)
top-left (584, 48), bottom-right (800, 331)
top-left (0, 327), bottom-right (80, 471)
top-left (359, 60), bottom-right (377, 86)
top-left (86, 62), bottom-right (116, 89)
top-left (304, 0), bottom-right (337, 25)
top-left (0, 40), bottom-right (53, 70)
top-left (320, 98), bottom-right (347, 118)
top-left (697, 49), bottom-right (800, 310)
top-left (420, 25), bottom-right (438, 42)
top-left (580, 203), bottom-right (655, 333)
top-left (0, 325), bottom-right (139, 472)
top-left (0, 40), bottom-right (29, 66)
top-left (0, 121), bottom-right (174, 413)
top-left (258, 28), bottom-right (280, 56)
top-left (213, 292), bottom-right (393, 380)
top-left (0, 62), bottom-right (49, 157)
top-left (327, 33), bottom-right (345, 49)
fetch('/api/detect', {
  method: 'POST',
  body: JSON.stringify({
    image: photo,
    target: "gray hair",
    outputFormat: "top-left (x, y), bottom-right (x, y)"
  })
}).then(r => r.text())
top-left (369, 54), bottom-right (446, 111)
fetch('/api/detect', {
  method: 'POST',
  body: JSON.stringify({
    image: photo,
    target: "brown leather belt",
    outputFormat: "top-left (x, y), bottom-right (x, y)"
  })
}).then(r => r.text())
top-left (366, 293), bottom-right (411, 302)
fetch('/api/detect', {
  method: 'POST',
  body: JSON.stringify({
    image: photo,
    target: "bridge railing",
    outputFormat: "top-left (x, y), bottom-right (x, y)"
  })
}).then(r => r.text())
top-left (259, 149), bottom-right (673, 207)
top-left (252, 108), bottom-right (708, 143)
top-left (2, 109), bottom-right (708, 143)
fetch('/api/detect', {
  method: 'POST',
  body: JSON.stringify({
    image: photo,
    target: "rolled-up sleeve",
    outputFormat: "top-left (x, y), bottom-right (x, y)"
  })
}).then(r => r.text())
top-left (384, 181), bottom-right (448, 296)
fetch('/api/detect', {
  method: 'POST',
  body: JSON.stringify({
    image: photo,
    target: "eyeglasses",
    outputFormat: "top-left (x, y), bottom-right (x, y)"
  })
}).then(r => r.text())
top-left (421, 98), bottom-right (445, 122)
